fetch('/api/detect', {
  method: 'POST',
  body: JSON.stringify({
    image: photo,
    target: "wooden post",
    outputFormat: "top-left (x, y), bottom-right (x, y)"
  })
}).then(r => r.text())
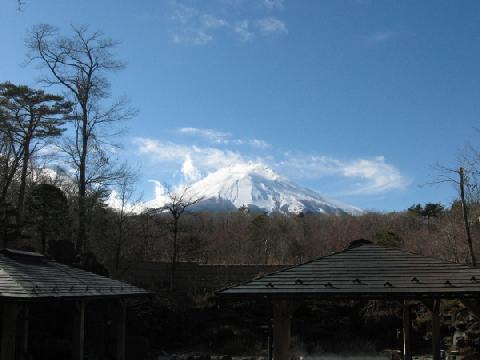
top-left (72, 300), bottom-right (86, 360)
top-left (1, 302), bottom-right (20, 360)
top-left (402, 302), bottom-right (412, 360)
top-left (22, 305), bottom-right (29, 356)
top-left (432, 300), bottom-right (441, 360)
top-left (115, 300), bottom-right (127, 360)
top-left (273, 300), bottom-right (291, 360)
top-left (268, 320), bottom-right (273, 360)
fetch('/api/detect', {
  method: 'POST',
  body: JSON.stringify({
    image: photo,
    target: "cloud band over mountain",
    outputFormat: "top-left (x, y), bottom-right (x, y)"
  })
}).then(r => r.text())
top-left (134, 127), bottom-right (409, 197)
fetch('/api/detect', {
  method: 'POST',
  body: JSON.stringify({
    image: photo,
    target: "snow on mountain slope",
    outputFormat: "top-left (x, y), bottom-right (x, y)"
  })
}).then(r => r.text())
top-left (183, 162), bottom-right (362, 215)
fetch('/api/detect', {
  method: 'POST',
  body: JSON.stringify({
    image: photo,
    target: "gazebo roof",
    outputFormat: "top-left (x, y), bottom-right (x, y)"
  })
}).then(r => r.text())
top-left (218, 240), bottom-right (480, 300)
top-left (0, 249), bottom-right (148, 300)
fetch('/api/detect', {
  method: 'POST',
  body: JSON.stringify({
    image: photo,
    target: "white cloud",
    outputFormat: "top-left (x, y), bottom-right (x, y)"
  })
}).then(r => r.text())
top-left (134, 180), bottom-right (170, 209)
top-left (135, 138), bottom-right (189, 161)
top-left (171, 4), bottom-right (224, 45)
top-left (363, 31), bottom-right (395, 46)
top-left (149, 180), bottom-right (168, 199)
top-left (201, 14), bottom-right (228, 28)
top-left (178, 127), bottom-right (231, 143)
top-left (278, 153), bottom-right (409, 195)
top-left (263, 0), bottom-right (285, 11)
top-left (342, 157), bottom-right (408, 194)
top-left (249, 139), bottom-right (270, 148)
top-left (233, 20), bottom-right (254, 41)
top-left (181, 154), bottom-right (202, 183)
top-left (256, 17), bottom-right (288, 35)
top-left (170, 2), bottom-right (287, 45)
top-left (177, 127), bottom-right (270, 148)
top-left (172, 30), bottom-right (213, 45)
top-left (106, 190), bottom-right (145, 213)
top-left (135, 137), bottom-right (408, 196)
top-left (278, 154), bottom-right (343, 178)
top-left (171, 3), bottom-right (198, 24)
top-left (135, 137), bottom-right (245, 172)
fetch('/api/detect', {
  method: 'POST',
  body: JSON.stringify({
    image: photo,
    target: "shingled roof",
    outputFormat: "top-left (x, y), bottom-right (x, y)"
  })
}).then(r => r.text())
top-left (218, 240), bottom-right (480, 300)
top-left (0, 249), bottom-right (148, 300)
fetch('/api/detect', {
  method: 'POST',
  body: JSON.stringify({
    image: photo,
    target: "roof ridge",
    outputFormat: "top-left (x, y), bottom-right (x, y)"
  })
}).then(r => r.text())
top-left (216, 243), bottom-right (358, 294)
top-left (0, 254), bottom-right (148, 299)
top-left (217, 240), bottom-right (480, 298)
top-left (380, 245), bottom-right (477, 268)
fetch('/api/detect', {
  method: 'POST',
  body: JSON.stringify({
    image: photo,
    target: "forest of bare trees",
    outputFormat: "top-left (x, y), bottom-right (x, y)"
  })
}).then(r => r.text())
top-left (85, 200), bottom-right (480, 273)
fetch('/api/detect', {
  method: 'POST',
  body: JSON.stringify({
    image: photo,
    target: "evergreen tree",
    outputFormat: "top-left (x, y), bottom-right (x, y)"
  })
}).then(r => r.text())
top-left (26, 183), bottom-right (69, 254)
top-left (0, 82), bottom-right (71, 219)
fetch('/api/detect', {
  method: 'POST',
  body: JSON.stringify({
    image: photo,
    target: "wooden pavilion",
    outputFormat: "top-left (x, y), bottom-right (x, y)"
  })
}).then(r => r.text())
top-left (0, 248), bottom-right (149, 360)
top-left (218, 239), bottom-right (480, 360)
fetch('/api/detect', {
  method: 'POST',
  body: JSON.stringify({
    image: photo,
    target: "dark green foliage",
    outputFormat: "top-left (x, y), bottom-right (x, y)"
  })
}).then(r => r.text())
top-left (0, 82), bottom-right (71, 219)
top-left (48, 239), bottom-right (77, 264)
top-left (374, 231), bottom-right (402, 248)
top-left (78, 251), bottom-right (109, 276)
top-left (0, 82), bottom-right (71, 138)
top-left (408, 203), bottom-right (445, 219)
top-left (25, 184), bottom-right (69, 254)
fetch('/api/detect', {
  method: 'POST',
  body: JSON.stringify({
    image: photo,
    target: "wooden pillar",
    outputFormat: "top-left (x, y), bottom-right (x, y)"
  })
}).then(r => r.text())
top-left (1, 302), bottom-right (20, 360)
top-left (72, 300), bottom-right (86, 360)
top-left (402, 302), bottom-right (412, 360)
top-left (432, 300), bottom-right (441, 360)
top-left (268, 321), bottom-right (273, 360)
top-left (273, 300), bottom-right (291, 360)
top-left (22, 305), bottom-right (29, 356)
top-left (115, 300), bottom-right (127, 360)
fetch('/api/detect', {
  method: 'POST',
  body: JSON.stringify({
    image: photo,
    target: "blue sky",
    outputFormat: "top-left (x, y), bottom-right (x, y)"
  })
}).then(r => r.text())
top-left (1, 0), bottom-right (480, 211)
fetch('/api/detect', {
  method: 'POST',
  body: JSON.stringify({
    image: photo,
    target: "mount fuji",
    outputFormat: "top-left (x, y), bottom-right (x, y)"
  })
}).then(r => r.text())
top-left (173, 162), bottom-right (362, 215)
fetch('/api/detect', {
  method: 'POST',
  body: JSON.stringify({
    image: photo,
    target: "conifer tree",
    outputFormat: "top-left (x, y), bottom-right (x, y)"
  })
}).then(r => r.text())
top-left (0, 82), bottom-right (71, 220)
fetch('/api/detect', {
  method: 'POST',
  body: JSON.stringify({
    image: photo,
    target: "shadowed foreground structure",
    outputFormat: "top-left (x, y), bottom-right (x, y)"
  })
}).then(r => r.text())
top-left (0, 248), bottom-right (148, 360)
top-left (218, 239), bottom-right (480, 360)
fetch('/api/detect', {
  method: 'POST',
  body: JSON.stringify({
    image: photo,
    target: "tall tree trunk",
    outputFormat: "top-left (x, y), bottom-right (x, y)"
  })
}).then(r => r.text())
top-left (17, 139), bottom-right (31, 224)
top-left (17, 116), bottom-right (35, 224)
top-left (460, 167), bottom-right (476, 267)
top-left (264, 238), bottom-right (269, 264)
top-left (114, 242), bottom-right (121, 272)
top-left (41, 222), bottom-right (47, 254)
top-left (77, 110), bottom-right (88, 255)
top-left (0, 147), bottom-right (24, 206)
top-left (115, 215), bottom-right (124, 272)
top-left (170, 220), bottom-right (178, 291)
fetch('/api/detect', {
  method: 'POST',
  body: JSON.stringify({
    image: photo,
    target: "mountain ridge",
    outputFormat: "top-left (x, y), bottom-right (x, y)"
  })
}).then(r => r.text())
top-left (178, 162), bottom-right (362, 215)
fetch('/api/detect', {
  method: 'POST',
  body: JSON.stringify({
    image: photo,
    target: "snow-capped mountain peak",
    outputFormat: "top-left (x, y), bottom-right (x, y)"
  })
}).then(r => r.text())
top-left (180, 162), bottom-right (362, 215)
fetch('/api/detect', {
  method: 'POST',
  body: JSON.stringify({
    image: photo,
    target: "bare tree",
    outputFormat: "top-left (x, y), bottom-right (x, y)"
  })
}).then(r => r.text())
top-left (432, 165), bottom-right (477, 266)
top-left (148, 187), bottom-right (202, 290)
top-left (459, 167), bottom-right (476, 266)
top-left (111, 167), bottom-right (141, 273)
top-left (14, 0), bottom-right (24, 11)
top-left (26, 24), bottom-right (135, 253)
